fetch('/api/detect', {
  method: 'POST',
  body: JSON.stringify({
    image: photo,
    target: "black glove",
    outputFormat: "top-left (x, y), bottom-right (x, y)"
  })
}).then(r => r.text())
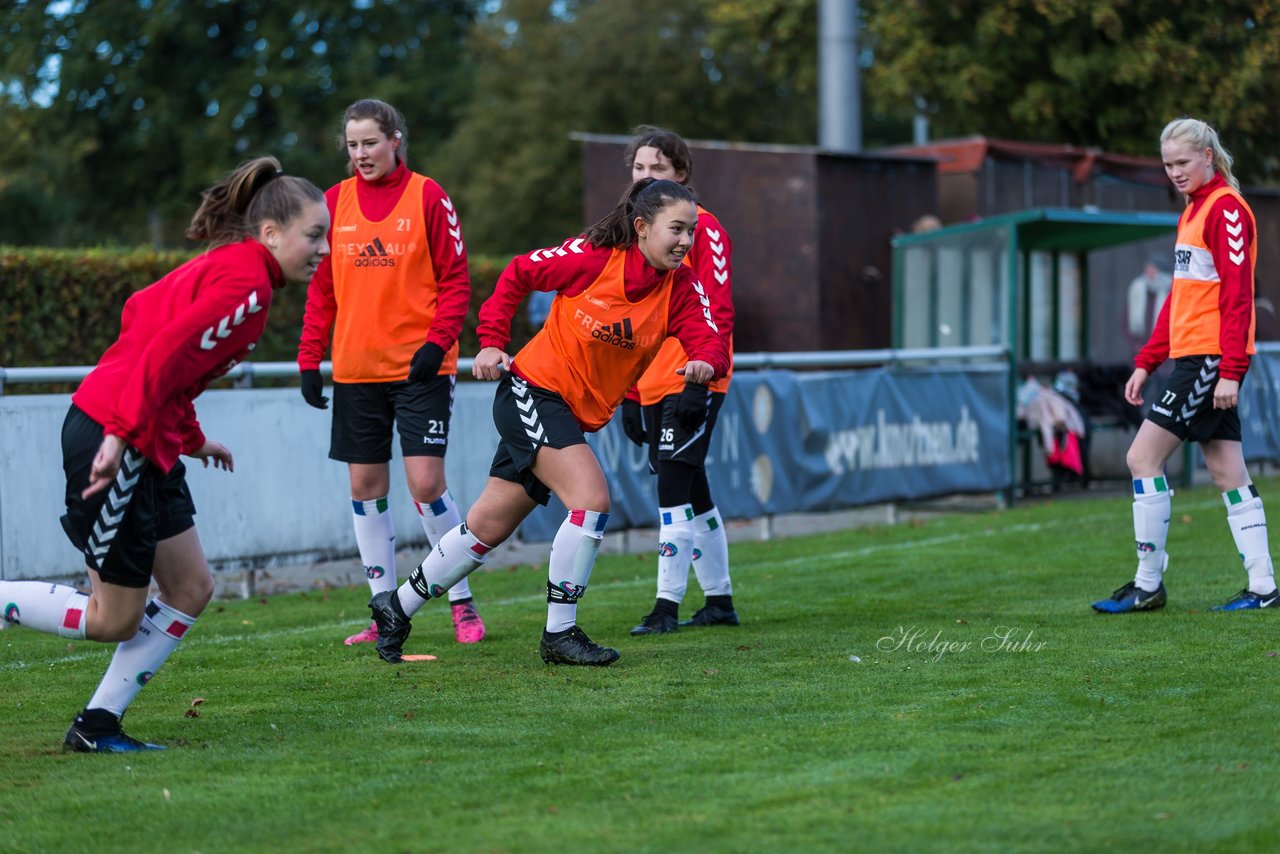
top-left (300, 369), bottom-right (329, 409)
top-left (675, 383), bottom-right (709, 431)
top-left (621, 399), bottom-right (646, 447)
top-left (408, 342), bottom-right (445, 383)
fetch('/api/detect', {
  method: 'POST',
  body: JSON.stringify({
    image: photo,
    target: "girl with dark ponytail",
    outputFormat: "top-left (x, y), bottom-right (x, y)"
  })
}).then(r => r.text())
top-left (365, 177), bottom-right (730, 668)
top-left (0, 157), bottom-right (328, 752)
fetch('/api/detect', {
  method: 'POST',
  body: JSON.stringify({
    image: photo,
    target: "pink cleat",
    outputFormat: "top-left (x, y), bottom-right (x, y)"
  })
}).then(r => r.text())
top-left (344, 620), bottom-right (379, 645)
top-left (451, 601), bottom-right (486, 644)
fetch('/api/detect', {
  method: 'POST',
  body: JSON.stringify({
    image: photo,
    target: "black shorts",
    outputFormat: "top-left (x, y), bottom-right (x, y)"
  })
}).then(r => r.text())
top-left (488, 373), bottom-right (588, 505)
top-left (330, 376), bottom-right (455, 463)
top-left (59, 406), bottom-right (196, 588)
top-left (1145, 355), bottom-right (1241, 443)
top-left (643, 390), bottom-right (726, 472)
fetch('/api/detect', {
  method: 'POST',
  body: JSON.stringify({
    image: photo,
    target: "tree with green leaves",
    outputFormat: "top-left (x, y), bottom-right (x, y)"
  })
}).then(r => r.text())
top-left (430, 0), bottom-right (821, 255)
top-left (0, 0), bottom-right (477, 246)
top-left (863, 0), bottom-right (1280, 182)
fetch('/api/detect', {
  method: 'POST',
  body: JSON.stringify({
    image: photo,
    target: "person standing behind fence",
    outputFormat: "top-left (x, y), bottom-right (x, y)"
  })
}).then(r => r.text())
top-left (367, 178), bottom-right (731, 666)
top-left (0, 158), bottom-right (329, 752)
top-left (616, 126), bottom-right (740, 637)
top-left (297, 99), bottom-right (486, 646)
top-left (1092, 117), bottom-right (1276, 614)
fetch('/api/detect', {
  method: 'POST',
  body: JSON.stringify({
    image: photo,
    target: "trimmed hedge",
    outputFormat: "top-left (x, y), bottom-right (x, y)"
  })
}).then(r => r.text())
top-left (0, 246), bottom-right (533, 376)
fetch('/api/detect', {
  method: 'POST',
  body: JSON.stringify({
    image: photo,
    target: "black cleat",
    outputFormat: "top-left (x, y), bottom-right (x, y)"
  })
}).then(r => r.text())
top-left (369, 591), bottom-right (412, 664)
top-left (629, 610), bottom-right (679, 636)
top-left (540, 626), bottom-right (620, 666)
top-left (64, 712), bottom-right (164, 753)
top-left (678, 604), bottom-right (740, 627)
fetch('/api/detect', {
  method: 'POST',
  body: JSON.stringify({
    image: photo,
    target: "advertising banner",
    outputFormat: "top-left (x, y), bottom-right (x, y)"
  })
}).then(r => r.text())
top-left (521, 365), bottom-right (1012, 540)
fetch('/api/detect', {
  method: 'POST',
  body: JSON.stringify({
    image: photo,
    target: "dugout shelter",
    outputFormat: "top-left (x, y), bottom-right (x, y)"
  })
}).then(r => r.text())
top-left (891, 207), bottom-right (1182, 492)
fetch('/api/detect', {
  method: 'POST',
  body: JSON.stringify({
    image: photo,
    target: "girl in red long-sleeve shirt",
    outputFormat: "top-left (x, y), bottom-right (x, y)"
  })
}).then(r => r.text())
top-left (0, 157), bottom-right (329, 752)
top-left (618, 126), bottom-right (741, 637)
top-left (368, 178), bottom-right (730, 666)
top-left (297, 99), bottom-right (486, 647)
top-left (1093, 118), bottom-right (1276, 614)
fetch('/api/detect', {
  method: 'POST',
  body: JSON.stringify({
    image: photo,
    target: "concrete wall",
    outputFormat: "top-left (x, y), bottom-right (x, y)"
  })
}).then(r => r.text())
top-left (0, 384), bottom-right (503, 581)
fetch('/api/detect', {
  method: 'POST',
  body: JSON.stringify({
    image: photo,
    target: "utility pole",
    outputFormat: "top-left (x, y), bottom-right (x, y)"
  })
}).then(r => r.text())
top-left (819, 0), bottom-right (861, 153)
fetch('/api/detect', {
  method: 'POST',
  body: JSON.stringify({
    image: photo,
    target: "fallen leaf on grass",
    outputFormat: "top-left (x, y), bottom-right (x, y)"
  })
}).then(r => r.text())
top-left (703, 669), bottom-right (719, 675)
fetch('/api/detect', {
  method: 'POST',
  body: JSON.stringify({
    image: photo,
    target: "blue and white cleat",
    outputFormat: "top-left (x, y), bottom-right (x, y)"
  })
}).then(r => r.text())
top-left (64, 723), bottom-right (165, 753)
top-left (1092, 581), bottom-right (1167, 613)
top-left (1211, 588), bottom-right (1279, 611)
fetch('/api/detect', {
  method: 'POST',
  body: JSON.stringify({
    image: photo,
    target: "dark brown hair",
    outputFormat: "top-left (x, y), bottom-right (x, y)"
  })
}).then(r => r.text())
top-left (584, 178), bottom-right (697, 249)
top-left (623, 125), bottom-right (693, 184)
top-left (186, 157), bottom-right (324, 246)
top-left (338, 98), bottom-right (408, 174)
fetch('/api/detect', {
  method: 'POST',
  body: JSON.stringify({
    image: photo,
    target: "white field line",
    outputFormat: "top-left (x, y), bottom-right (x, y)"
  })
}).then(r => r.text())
top-left (0, 498), bottom-right (1222, 673)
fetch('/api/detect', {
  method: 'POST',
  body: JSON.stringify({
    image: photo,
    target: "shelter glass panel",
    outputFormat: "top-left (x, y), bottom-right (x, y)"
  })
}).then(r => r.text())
top-left (937, 246), bottom-right (965, 347)
top-left (1028, 251), bottom-right (1054, 359)
top-left (902, 246), bottom-right (934, 348)
top-left (1057, 254), bottom-right (1082, 359)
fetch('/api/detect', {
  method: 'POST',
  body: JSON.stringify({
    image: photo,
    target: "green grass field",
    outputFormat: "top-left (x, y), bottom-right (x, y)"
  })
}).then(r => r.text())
top-left (3, 479), bottom-right (1278, 853)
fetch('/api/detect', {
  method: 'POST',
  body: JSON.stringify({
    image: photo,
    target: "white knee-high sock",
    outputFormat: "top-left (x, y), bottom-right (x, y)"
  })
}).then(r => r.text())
top-left (352, 497), bottom-right (397, 596)
top-left (656, 504), bottom-right (695, 604)
top-left (691, 507), bottom-right (733, 596)
top-left (546, 510), bottom-right (608, 633)
top-left (86, 599), bottom-right (196, 717)
top-left (396, 523), bottom-right (492, 617)
top-left (415, 492), bottom-right (472, 602)
top-left (1132, 476), bottom-right (1171, 591)
top-left (1223, 485), bottom-right (1277, 594)
top-left (0, 581), bottom-right (89, 638)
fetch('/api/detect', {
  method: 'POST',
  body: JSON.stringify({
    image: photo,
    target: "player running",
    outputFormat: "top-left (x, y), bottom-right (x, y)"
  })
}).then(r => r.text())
top-left (367, 178), bottom-right (730, 665)
top-left (0, 158), bottom-right (328, 751)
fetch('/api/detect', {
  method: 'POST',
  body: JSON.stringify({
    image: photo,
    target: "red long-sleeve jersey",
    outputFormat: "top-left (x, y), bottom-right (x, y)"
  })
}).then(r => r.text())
top-left (72, 240), bottom-right (284, 471)
top-left (296, 162), bottom-right (470, 371)
top-left (478, 239), bottom-right (730, 423)
top-left (688, 206), bottom-right (734, 345)
top-left (1136, 175), bottom-right (1256, 381)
